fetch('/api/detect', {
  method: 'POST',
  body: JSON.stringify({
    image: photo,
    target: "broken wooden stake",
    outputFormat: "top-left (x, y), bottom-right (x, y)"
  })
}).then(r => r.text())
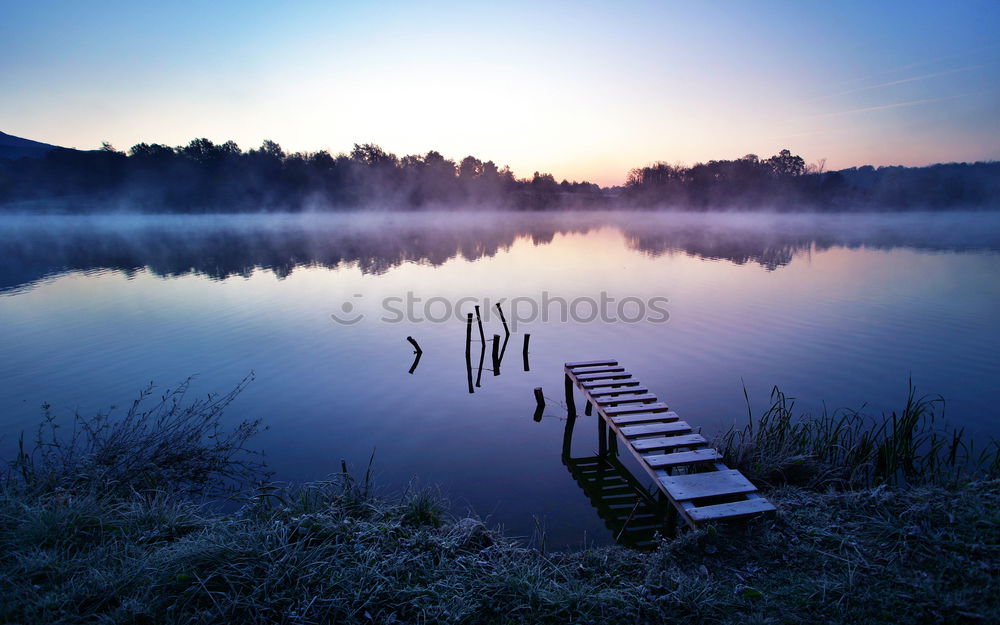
top-left (491, 333), bottom-right (501, 376)
top-left (495, 302), bottom-right (510, 336)
top-left (406, 336), bottom-right (422, 354)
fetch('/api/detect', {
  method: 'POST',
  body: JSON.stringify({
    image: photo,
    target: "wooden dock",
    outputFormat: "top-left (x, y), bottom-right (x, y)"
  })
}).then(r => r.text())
top-left (564, 359), bottom-right (775, 527)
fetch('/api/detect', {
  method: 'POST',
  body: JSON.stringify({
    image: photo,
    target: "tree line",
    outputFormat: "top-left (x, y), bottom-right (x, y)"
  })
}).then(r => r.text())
top-left (623, 151), bottom-right (1000, 210)
top-left (0, 139), bottom-right (601, 211)
top-left (0, 138), bottom-right (996, 211)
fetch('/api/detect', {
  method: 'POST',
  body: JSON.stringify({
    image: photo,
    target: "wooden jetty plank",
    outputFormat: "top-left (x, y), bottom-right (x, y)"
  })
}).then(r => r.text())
top-left (565, 359), bottom-right (618, 369)
top-left (576, 371), bottom-right (633, 382)
top-left (643, 449), bottom-right (722, 468)
top-left (587, 386), bottom-right (650, 397)
top-left (581, 379), bottom-right (642, 389)
top-left (594, 393), bottom-right (658, 405)
top-left (611, 412), bottom-right (680, 425)
top-left (570, 366), bottom-right (625, 375)
top-left (688, 498), bottom-right (776, 522)
top-left (632, 433), bottom-right (707, 451)
top-left (661, 470), bottom-right (757, 502)
top-left (603, 402), bottom-right (669, 416)
top-left (620, 421), bottom-right (692, 438)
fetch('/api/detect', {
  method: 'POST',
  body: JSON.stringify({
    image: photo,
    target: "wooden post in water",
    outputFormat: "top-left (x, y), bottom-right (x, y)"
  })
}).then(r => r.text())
top-left (533, 387), bottom-right (545, 422)
top-left (491, 334), bottom-right (501, 376)
top-left (598, 419), bottom-right (608, 456)
top-left (465, 313), bottom-right (474, 394)
top-left (522, 333), bottom-right (531, 372)
top-left (475, 341), bottom-right (486, 387)
top-left (465, 313), bottom-right (473, 351)
top-left (585, 400), bottom-right (593, 416)
top-left (495, 302), bottom-right (510, 337)
top-left (561, 409), bottom-right (577, 459)
top-left (474, 305), bottom-right (486, 344)
top-left (564, 373), bottom-right (577, 416)
top-left (406, 336), bottom-right (422, 354)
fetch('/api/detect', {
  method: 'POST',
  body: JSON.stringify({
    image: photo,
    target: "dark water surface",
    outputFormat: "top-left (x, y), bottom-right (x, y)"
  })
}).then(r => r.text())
top-left (2, 211), bottom-right (999, 547)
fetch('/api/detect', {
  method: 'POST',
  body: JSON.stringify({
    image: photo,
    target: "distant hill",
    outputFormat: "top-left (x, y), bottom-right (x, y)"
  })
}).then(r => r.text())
top-left (0, 131), bottom-right (67, 160)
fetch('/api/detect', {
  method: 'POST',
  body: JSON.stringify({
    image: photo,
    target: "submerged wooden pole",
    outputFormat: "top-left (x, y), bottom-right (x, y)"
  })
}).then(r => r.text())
top-left (406, 336), bottom-right (422, 354)
top-left (465, 313), bottom-right (474, 394)
top-left (491, 333), bottom-right (501, 376)
top-left (561, 410), bottom-right (576, 459)
top-left (585, 400), bottom-right (593, 416)
top-left (522, 333), bottom-right (531, 372)
top-left (475, 341), bottom-right (485, 387)
top-left (465, 313), bottom-right (473, 351)
top-left (474, 305), bottom-right (486, 344)
top-left (495, 302), bottom-right (510, 336)
top-left (533, 387), bottom-right (545, 422)
top-left (564, 373), bottom-right (577, 416)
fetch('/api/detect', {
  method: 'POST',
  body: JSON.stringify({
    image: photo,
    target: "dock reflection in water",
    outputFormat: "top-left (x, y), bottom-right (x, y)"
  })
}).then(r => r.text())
top-left (560, 411), bottom-right (670, 549)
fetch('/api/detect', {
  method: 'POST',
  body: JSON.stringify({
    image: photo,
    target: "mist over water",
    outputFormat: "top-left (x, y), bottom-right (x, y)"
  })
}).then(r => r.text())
top-left (1, 210), bottom-right (998, 547)
top-left (3, 210), bottom-right (1000, 292)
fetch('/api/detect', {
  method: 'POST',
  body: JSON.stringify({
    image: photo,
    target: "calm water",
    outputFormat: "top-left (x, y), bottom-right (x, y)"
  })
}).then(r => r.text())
top-left (2, 211), bottom-right (999, 547)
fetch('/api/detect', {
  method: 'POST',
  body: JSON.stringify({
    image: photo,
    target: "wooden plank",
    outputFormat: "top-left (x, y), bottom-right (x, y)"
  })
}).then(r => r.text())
top-left (569, 366), bottom-right (624, 375)
top-left (565, 359), bottom-right (617, 369)
top-left (611, 412), bottom-right (680, 425)
top-left (586, 386), bottom-right (649, 397)
top-left (632, 433), bottom-right (707, 451)
top-left (576, 371), bottom-right (633, 382)
top-left (620, 421), bottom-right (692, 438)
top-left (594, 393), bottom-right (658, 405)
top-left (581, 379), bottom-right (642, 389)
top-left (688, 498), bottom-right (776, 522)
top-left (643, 449), bottom-right (722, 468)
top-left (660, 470), bottom-right (757, 501)
top-left (603, 402), bottom-right (669, 416)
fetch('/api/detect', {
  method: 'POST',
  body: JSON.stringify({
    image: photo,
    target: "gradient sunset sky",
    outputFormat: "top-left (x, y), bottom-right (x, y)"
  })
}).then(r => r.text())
top-left (2, 1), bottom-right (998, 185)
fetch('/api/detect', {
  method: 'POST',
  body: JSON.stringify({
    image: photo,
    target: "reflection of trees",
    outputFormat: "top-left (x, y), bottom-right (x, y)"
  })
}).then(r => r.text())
top-left (2, 213), bottom-right (999, 292)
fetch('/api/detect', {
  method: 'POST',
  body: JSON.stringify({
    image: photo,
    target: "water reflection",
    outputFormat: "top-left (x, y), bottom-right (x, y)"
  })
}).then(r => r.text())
top-left (561, 411), bottom-right (668, 548)
top-left (3, 211), bottom-right (1000, 293)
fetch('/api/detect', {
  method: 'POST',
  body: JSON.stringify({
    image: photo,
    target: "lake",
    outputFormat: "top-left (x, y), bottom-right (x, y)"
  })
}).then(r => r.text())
top-left (1, 210), bottom-right (999, 547)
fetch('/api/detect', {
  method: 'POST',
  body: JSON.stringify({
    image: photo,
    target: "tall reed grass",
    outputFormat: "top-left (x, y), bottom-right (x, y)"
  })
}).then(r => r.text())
top-left (6, 374), bottom-right (265, 497)
top-left (718, 380), bottom-right (1000, 489)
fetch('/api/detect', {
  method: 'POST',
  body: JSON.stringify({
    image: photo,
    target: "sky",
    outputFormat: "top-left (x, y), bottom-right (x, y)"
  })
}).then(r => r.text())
top-left (1, 0), bottom-right (998, 186)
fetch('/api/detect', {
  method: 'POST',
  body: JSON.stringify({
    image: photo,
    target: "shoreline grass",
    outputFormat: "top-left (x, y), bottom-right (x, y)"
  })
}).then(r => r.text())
top-left (718, 380), bottom-right (1000, 490)
top-left (2, 379), bottom-right (998, 624)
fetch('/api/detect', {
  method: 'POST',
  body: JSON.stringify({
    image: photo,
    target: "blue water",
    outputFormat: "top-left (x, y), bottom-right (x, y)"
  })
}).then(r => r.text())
top-left (1, 211), bottom-right (998, 547)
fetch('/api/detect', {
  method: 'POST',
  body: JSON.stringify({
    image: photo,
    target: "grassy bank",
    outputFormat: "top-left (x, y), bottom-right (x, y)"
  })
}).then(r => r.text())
top-left (2, 478), bottom-right (997, 624)
top-left (2, 381), bottom-right (998, 624)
